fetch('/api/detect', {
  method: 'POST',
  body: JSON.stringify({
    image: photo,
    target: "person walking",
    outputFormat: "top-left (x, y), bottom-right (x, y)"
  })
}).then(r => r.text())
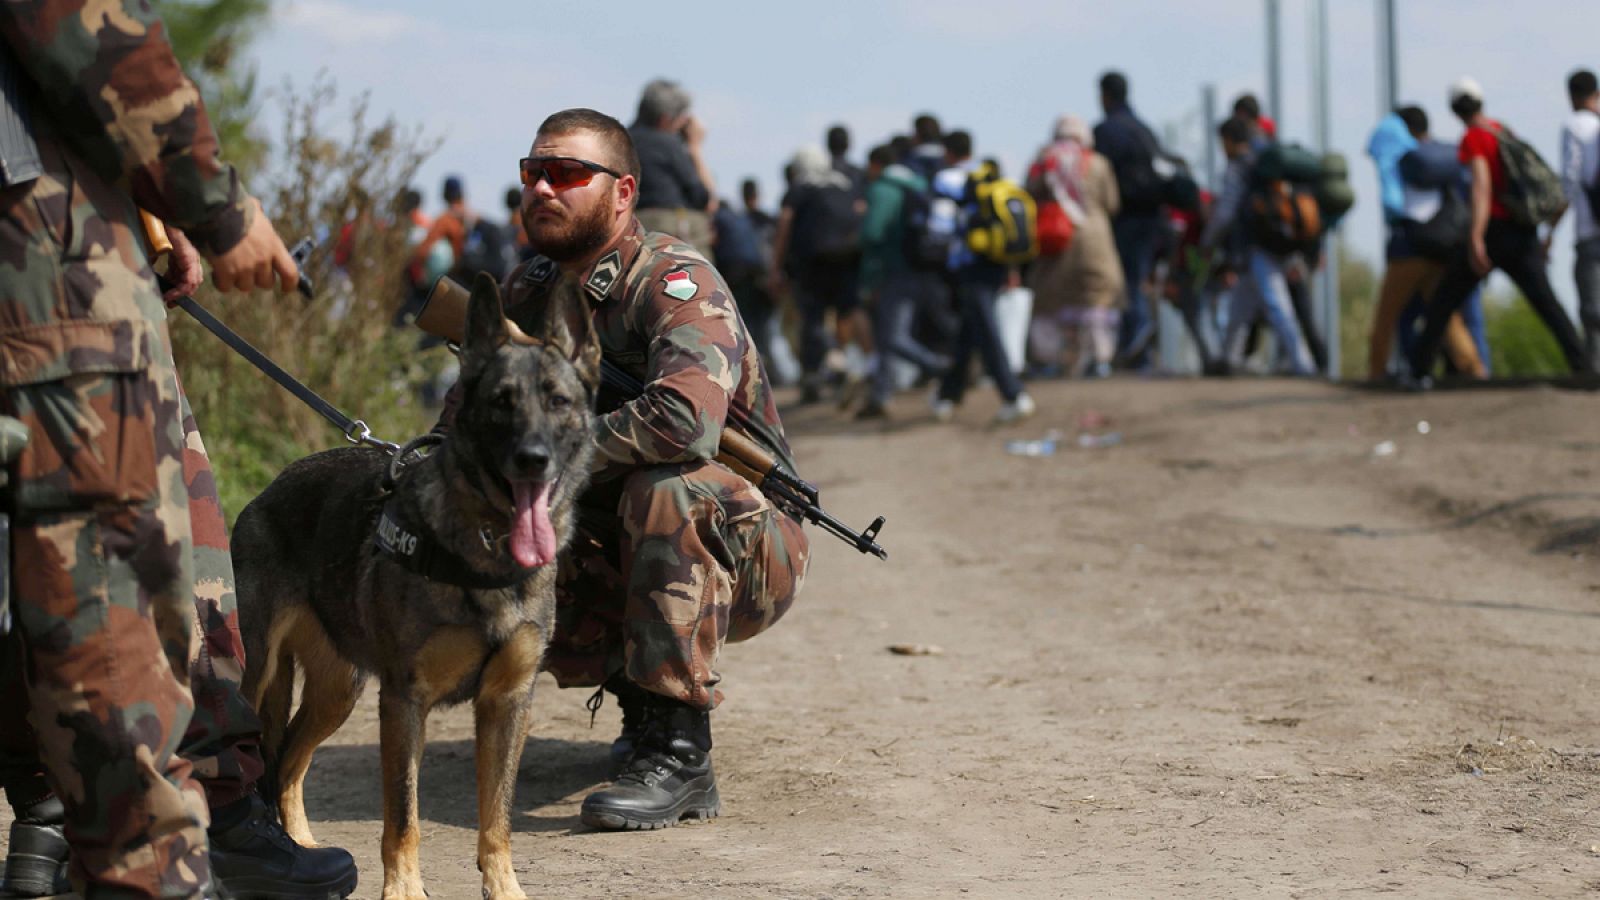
top-left (1409, 78), bottom-right (1592, 384)
top-left (855, 144), bottom-right (951, 419)
top-left (1200, 117), bottom-right (1317, 375)
top-left (1025, 115), bottom-right (1125, 377)
top-left (1366, 106), bottom-right (1488, 382)
top-left (930, 131), bottom-right (1036, 424)
top-left (1562, 69), bottom-right (1600, 369)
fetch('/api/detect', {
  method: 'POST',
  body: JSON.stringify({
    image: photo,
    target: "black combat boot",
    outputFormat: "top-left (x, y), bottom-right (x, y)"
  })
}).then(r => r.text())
top-left (603, 674), bottom-right (652, 776)
top-left (580, 697), bottom-right (719, 831)
top-left (206, 793), bottom-right (359, 900)
top-left (2, 792), bottom-right (70, 898)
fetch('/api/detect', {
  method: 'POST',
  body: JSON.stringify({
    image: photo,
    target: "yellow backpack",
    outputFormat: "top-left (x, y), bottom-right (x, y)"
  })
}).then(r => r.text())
top-left (964, 161), bottom-right (1040, 265)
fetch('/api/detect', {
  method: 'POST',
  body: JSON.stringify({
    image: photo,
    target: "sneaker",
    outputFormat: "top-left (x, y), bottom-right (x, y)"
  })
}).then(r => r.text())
top-left (929, 392), bottom-right (955, 423)
top-left (994, 392), bottom-right (1036, 425)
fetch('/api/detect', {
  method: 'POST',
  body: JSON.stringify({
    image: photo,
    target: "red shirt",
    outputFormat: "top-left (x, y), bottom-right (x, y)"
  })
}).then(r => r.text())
top-left (1459, 119), bottom-right (1508, 220)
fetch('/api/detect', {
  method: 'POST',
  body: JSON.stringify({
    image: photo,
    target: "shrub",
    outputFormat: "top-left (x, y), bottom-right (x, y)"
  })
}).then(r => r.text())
top-left (172, 78), bottom-right (446, 522)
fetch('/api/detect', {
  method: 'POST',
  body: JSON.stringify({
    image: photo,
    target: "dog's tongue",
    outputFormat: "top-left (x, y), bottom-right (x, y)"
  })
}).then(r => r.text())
top-left (511, 481), bottom-right (556, 568)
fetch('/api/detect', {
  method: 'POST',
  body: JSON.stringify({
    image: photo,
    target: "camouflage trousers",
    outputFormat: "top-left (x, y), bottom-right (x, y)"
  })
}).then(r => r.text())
top-left (2, 309), bottom-right (262, 893)
top-left (544, 459), bottom-right (810, 710)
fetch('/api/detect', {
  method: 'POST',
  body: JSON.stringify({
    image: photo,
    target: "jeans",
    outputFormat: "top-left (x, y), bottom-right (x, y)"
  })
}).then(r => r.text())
top-left (1576, 235), bottom-right (1600, 370)
top-left (870, 269), bottom-right (950, 406)
top-left (1223, 249), bottom-right (1315, 375)
top-left (938, 277), bottom-right (1025, 404)
top-left (1112, 214), bottom-right (1163, 362)
top-left (1411, 219), bottom-right (1591, 377)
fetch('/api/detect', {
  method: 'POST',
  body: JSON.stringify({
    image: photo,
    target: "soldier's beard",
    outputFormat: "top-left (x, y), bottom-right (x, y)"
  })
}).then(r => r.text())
top-left (526, 191), bottom-right (615, 263)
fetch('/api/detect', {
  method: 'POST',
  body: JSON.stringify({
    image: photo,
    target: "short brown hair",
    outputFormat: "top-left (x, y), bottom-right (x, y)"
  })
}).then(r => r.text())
top-left (537, 108), bottom-right (640, 182)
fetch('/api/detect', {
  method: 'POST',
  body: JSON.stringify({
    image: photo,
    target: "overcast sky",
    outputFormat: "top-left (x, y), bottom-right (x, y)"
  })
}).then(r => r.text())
top-left (247, 0), bottom-right (1600, 308)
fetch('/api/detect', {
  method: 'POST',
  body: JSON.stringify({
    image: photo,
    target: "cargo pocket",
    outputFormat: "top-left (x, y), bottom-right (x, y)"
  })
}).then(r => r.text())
top-left (1, 319), bottom-right (162, 512)
top-left (695, 471), bottom-right (771, 575)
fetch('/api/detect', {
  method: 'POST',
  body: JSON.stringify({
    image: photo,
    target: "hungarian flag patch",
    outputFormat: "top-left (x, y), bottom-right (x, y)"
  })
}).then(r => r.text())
top-left (662, 269), bottom-right (698, 301)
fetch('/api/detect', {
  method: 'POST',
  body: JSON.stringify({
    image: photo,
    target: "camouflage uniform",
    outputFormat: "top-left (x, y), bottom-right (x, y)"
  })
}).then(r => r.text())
top-left (0, 3), bottom-right (261, 896)
top-left (473, 219), bottom-right (810, 710)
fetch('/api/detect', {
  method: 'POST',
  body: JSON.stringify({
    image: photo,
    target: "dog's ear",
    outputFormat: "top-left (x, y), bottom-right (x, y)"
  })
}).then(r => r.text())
top-left (463, 272), bottom-right (510, 364)
top-left (540, 274), bottom-right (603, 393)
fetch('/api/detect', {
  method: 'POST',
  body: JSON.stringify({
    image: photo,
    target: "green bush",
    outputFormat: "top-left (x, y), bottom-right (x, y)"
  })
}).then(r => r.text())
top-left (172, 80), bottom-right (445, 523)
top-left (1483, 290), bottom-right (1569, 377)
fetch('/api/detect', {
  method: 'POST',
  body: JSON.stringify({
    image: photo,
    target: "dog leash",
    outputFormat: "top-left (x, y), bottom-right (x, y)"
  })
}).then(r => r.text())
top-left (141, 212), bottom-right (400, 454)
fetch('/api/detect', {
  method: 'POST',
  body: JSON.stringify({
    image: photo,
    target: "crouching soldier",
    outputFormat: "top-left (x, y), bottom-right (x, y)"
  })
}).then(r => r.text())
top-left (438, 108), bottom-right (809, 830)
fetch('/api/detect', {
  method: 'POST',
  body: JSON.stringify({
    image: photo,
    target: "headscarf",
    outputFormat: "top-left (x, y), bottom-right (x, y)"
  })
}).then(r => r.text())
top-left (1039, 116), bottom-right (1094, 223)
top-left (790, 145), bottom-right (852, 190)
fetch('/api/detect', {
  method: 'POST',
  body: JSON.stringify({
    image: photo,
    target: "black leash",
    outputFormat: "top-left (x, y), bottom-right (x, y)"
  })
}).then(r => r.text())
top-left (168, 238), bottom-right (399, 454)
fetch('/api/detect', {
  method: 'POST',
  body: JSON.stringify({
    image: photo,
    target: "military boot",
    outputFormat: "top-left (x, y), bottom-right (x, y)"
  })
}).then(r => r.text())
top-left (206, 793), bottom-right (359, 900)
top-left (602, 674), bottom-right (652, 776)
top-left (580, 697), bottom-right (719, 831)
top-left (1, 793), bottom-right (70, 898)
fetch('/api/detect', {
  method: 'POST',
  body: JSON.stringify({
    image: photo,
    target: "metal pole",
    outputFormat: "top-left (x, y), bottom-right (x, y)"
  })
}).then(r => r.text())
top-left (1376, 0), bottom-right (1399, 112)
top-left (1266, 0), bottom-right (1283, 124)
top-left (1314, 0), bottom-right (1340, 379)
top-left (1202, 84), bottom-right (1218, 191)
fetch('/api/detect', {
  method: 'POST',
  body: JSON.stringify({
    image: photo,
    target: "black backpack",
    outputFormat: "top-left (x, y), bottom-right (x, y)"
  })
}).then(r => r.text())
top-left (793, 182), bottom-right (862, 265)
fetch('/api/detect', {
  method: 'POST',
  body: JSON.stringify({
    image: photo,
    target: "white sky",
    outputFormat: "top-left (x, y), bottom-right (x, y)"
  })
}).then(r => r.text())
top-left (248, 0), bottom-right (1600, 308)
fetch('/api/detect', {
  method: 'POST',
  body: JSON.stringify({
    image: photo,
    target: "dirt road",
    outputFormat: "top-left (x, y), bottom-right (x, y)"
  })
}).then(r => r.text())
top-left (10, 377), bottom-right (1600, 898)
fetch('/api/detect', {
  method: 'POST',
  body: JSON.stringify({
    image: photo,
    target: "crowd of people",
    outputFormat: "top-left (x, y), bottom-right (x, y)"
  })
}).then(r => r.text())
top-left (373, 67), bottom-right (1596, 426)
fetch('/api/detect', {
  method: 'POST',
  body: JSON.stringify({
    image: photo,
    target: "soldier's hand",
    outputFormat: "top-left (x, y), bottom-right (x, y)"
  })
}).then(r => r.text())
top-left (161, 226), bottom-right (204, 305)
top-left (208, 197), bottom-right (300, 294)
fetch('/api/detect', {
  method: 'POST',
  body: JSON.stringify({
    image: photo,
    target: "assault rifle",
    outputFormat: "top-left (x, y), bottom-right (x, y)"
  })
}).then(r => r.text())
top-left (417, 276), bottom-right (887, 559)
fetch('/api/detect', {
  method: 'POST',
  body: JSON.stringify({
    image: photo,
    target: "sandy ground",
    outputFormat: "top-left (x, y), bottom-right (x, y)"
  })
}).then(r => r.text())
top-left (11, 376), bottom-right (1600, 898)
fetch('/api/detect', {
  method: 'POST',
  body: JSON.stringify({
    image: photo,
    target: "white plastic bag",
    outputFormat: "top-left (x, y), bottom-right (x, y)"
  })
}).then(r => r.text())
top-left (993, 286), bottom-right (1033, 375)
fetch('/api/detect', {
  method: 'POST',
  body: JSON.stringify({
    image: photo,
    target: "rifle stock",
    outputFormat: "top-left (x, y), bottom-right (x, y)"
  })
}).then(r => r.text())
top-left (420, 276), bottom-right (887, 559)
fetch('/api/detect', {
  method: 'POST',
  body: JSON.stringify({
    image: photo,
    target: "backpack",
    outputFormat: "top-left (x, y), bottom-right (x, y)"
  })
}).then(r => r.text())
top-left (456, 217), bottom-right (510, 283)
top-left (792, 181), bottom-right (863, 265)
top-left (1493, 125), bottom-right (1565, 227)
top-left (964, 162), bottom-right (1039, 265)
top-left (898, 182), bottom-right (961, 272)
top-left (1405, 187), bottom-right (1470, 262)
top-left (1246, 144), bottom-right (1327, 255)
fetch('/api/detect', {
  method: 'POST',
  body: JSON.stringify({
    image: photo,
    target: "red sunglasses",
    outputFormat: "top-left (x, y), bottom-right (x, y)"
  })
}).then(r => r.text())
top-left (519, 156), bottom-right (623, 190)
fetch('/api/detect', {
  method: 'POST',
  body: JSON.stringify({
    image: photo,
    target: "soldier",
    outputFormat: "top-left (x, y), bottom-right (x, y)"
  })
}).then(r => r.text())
top-left (441, 108), bottom-right (809, 830)
top-left (0, 3), bottom-right (357, 897)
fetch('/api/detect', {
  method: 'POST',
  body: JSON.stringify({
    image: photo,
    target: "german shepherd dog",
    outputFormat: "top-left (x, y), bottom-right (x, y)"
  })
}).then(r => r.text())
top-left (233, 273), bottom-right (601, 900)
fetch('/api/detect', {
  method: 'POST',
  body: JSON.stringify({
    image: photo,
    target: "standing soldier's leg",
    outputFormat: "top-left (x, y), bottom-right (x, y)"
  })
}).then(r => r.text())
top-left (172, 380), bottom-right (360, 898)
top-left (0, 633), bottom-right (71, 897)
top-left (5, 351), bottom-right (214, 898)
top-left (174, 383), bottom-right (264, 807)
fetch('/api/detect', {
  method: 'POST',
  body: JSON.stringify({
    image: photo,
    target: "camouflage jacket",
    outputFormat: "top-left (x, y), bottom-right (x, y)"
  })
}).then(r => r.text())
top-left (502, 218), bottom-right (797, 484)
top-left (0, 0), bottom-right (253, 256)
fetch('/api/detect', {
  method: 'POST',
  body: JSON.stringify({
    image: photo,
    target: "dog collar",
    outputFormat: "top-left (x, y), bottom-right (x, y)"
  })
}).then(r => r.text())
top-left (375, 496), bottom-right (540, 590)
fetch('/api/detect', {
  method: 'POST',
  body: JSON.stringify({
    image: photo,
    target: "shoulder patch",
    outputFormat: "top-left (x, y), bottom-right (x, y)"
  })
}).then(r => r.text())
top-left (662, 268), bottom-right (698, 301)
top-left (520, 256), bottom-right (556, 286)
top-left (585, 250), bottom-right (623, 299)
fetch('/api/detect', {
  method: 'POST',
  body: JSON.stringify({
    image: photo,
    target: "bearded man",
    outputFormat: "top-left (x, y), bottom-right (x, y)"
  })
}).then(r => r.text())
top-left (439, 108), bottom-right (808, 830)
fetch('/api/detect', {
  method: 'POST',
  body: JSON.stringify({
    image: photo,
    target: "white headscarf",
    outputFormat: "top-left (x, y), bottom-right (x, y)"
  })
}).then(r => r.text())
top-left (1040, 115), bottom-right (1094, 223)
top-left (791, 145), bottom-right (852, 190)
